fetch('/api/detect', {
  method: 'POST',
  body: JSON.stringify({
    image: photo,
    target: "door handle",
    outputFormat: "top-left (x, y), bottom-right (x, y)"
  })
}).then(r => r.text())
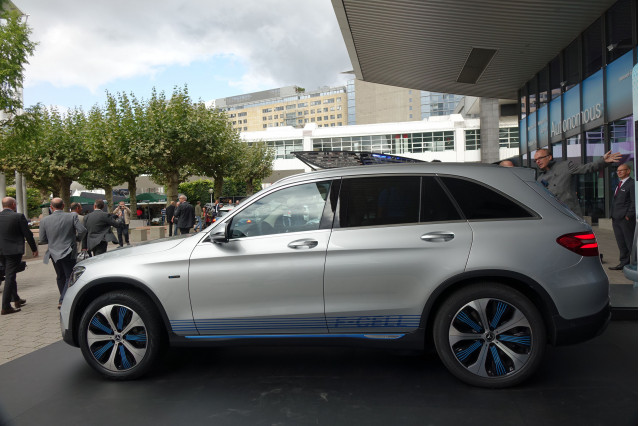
top-left (420, 232), bottom-right (455, 242)
top-left (288, 239), bottom-right (319, 249)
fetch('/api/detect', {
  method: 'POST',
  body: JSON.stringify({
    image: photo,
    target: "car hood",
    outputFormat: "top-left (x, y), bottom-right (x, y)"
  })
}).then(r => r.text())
top-left (78, 234), bottom-right (193, 266)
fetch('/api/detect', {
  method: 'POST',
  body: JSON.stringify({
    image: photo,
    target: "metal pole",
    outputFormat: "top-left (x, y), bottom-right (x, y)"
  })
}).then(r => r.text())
top-left (14, 171), bottom-right (23, 214)
top-left (0, 173), bottom-right (6, 199)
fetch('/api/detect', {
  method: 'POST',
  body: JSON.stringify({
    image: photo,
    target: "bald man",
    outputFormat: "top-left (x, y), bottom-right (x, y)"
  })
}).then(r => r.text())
top-left (0, 197), bottom-right (38, 315)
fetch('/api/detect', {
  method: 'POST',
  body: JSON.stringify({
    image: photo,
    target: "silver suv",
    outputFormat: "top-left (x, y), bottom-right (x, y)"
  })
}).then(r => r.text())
top-left (61, 163), bottom-right (610, 388)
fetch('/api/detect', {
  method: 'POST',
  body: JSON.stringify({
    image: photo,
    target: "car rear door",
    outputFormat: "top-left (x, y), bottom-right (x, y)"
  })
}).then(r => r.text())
top-left (324, 175), bottom-right (473, 334)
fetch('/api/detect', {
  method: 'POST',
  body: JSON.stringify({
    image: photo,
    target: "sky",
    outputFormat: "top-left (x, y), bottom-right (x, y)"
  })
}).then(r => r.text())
top-left (17, 0), bottom-right (353, 111)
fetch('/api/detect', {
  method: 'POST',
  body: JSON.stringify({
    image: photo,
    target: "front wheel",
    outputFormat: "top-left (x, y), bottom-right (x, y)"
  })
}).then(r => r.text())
top-left (433, 283), bottom-right (546, 388)
top-left (78, 291), bottom-right (166, 380)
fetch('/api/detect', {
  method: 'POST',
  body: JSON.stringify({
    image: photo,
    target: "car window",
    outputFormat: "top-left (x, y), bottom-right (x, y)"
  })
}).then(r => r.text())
top-left (421, 176), bottom-right (462, 222)
top-left (230, 181), bottom-right (331, 238)
top-left (439, 177), bottom-right (534, 220)
top-left (339, 176), bottom-right (420, 227)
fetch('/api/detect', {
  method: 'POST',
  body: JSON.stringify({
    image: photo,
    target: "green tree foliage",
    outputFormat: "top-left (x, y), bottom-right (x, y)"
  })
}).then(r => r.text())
top-left (0, 0), bottom-right (37, 124)
top-left (233, 142), bottom-right (274, 195)
top-left (0, 84), bottom-right (273, 212)
top-left (177, 179), bottom-right (215, 205)
top-left (2, 105), bottom-right (92, 209)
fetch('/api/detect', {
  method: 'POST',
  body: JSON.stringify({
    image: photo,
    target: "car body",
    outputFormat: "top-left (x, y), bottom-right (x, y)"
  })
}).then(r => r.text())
top-left (60, 163), bottom-right (610, 387)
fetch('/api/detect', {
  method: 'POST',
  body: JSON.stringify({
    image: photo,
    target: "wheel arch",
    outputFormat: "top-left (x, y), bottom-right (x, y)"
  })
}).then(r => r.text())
top-left (68, 277), bottom-right (172, 347)
top-left (421, 270), bottom-right (560, 349)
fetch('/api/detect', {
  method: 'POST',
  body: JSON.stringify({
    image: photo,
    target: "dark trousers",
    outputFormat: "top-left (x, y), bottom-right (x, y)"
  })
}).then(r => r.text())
top-left (168, 222), bottom-right (174, 236)
top-left (91, 241), bottom-right (108, 257)
top-left (612, 217), bottom-right (636, 265)
top-left (51, 252), bottom-right (76, 304)
top-left (1, 254), bottom-right (22, 310)
top-left (179, 227), bottom-right (190, 235)
top-left (117, 224), bottom-right (130, 246)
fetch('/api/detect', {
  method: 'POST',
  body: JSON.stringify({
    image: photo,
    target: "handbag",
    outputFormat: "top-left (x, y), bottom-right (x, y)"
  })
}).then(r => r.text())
top-left (77, 251), bottom-right (90, 262)
top-left (0, 260), bottom-right (27, 282)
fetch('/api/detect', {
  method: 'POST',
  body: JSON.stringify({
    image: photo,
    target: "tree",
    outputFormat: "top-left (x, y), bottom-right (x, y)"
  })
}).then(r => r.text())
top-left (233, 141), bottom-right (274, 195)
top-left (3, 105), bottom-right (92, 209)
top-left (79, 103), bottom-right (125, 210)
top-left (177, 179), bottom-right (215, 205)
top-left (0, 0), bottom-right (36, 124)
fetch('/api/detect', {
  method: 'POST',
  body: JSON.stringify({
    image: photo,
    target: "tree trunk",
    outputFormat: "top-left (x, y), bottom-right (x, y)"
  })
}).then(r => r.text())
top-left (245, 179), bottom-right (255, 196)
top-left (59, 178), bottom-right (72, 212)
top-left (166, 172), bottom-right (180, 204)
top-left (127, 176), bottom-right (137, 213)
top-left (214, 175), bottom-right (224, 201)
top-left (104, 184), bottom-right (114, 211)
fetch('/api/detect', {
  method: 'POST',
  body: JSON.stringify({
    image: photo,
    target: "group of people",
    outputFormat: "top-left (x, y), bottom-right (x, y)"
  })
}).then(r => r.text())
top-left (0, 196), bottom-right (132, 314)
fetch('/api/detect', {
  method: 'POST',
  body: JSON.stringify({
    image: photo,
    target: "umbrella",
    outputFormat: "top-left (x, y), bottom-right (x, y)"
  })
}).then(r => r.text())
top-left (39, 196), bottom-right (97, 208)
top-left (126, 192), bottom-right (167, 203)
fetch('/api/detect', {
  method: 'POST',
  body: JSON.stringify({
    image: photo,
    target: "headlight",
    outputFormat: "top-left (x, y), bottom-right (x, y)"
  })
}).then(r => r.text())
top-left (68, 266), bottom-right (85, 288)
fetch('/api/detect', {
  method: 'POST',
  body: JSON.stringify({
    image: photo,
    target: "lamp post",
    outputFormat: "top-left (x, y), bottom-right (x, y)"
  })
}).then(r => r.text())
top-left (209, 188), bottom-right (213, 204)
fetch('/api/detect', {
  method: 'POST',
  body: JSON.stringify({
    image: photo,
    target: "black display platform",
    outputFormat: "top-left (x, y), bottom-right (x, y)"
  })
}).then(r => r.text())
top-left (0, 322), bottom-right (637, 426)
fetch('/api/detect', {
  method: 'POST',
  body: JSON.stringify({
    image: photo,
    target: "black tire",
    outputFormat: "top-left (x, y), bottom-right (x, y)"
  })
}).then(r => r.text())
top-left (78, 290), bottom-right (166, 380)
top-left (433, 283), bottom-right (546, 388)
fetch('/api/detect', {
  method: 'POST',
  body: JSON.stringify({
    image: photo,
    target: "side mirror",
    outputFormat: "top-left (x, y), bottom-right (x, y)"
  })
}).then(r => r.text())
top-left (210, 221), bottom-right (230, 244)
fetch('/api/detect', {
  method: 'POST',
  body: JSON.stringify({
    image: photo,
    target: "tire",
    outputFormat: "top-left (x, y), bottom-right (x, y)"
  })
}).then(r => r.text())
top-left (433, 283), bottom-right (546, 388)
top-left (78, 290), bottom-right (166, 380)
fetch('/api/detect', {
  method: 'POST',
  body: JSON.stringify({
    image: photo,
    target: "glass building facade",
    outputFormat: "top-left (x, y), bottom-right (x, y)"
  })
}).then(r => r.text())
top-left (420, 92), bottom-right (463, 118)
top-left (519, 0), bottom-right (637, 219)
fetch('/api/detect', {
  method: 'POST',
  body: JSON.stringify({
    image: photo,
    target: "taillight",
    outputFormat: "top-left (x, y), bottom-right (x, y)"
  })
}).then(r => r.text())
top-left (556, 232), bottom-right (599, 256)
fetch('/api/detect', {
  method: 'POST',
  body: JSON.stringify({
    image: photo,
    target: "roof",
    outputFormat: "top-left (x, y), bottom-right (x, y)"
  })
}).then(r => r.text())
top-left (332, 0), bottom-right (617, 99)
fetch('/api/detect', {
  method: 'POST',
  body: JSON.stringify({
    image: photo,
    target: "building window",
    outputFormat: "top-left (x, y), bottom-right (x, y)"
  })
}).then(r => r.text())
top-left (409, 131), bottom-right (455, 152)
top-left (499, 128), bottom-right (519, 148)
top-left (465, 129), bottom-right (481, 150)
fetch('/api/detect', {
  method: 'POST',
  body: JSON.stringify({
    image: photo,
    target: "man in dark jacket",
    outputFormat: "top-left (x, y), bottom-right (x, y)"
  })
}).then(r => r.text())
top-left (173, 195), bottom-right (195, 235)
top-left (0, 197), bottom-right (38, 315)
top-left (166, 201), bottom-right (176, 236)
top-left (81, 200), bottom-right (120, 256)
top-left (609, 163), bottom-right (636, 270)
top-left (534, 148), bottom-right (622, 216)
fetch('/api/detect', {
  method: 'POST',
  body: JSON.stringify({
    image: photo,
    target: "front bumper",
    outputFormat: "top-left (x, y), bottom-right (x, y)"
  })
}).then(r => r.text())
top-left (551, 301), bottom-right (610, 346)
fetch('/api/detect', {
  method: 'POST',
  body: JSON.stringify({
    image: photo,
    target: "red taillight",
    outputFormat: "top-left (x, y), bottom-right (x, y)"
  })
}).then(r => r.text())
top-left (556, 232), bottom-right (599, 256)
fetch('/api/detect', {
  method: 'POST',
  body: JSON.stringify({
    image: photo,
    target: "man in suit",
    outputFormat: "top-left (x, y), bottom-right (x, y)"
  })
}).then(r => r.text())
top-left (173, 195), bottom-right (195, 235)
top-left (0, 197), bottom-right (38, 315)
top-left (38, 198), bottom-right (86, 306)
top-left (166, 201), bottom-right (176, 237)
top-left (609, 163), bottom-right (636, 270)
top-left (81, 199), bottom-right (120, 256)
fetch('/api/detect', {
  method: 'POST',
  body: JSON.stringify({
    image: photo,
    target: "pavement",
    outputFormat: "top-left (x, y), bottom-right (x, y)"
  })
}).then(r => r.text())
top-left (0, 224), bottom-right (636, 366)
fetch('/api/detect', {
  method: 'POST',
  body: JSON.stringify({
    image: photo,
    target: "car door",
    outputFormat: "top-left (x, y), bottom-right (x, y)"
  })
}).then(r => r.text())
top-left (188, 180), bottom-right (333, 335)
top-left (324, 175), bottom-right (473, 334)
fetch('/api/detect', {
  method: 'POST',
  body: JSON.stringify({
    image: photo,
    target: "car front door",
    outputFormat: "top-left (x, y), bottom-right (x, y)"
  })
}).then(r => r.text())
top-left (188, 180), bottom-right (333, 335)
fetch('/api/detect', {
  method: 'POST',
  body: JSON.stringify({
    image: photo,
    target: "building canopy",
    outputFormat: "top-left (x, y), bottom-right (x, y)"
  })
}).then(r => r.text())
top-left (331, 0), bottom-right (617, 99)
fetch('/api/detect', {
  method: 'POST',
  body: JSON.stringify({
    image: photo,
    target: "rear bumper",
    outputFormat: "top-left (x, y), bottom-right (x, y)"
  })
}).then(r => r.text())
top-left (552, 302), bottom-right (610, 346)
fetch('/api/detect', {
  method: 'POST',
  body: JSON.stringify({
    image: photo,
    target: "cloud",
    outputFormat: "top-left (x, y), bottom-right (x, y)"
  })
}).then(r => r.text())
top-left (19, 0), bottom-right (352, 95)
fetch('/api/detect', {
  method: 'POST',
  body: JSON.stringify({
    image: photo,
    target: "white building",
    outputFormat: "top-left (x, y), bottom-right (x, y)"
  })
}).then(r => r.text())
top-left (242, 114), bottom-right (520, 178)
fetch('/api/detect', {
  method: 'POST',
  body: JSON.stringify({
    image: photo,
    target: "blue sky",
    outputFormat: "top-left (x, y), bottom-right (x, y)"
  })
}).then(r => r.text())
top-left (18, 0), bottom-right (352, 112)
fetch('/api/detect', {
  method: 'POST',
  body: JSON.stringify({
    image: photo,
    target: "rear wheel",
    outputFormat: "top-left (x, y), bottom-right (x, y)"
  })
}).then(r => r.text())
top-left (78, 290), bottom-right (165, 380)
top-left (434, 283), bottom-right (546, 388)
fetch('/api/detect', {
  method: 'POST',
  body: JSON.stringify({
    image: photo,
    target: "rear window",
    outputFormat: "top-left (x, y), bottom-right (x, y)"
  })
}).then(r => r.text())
top-left (440, 177), bottom-right (534, 220)
top-left (339, 176), bottom-right (420, 227)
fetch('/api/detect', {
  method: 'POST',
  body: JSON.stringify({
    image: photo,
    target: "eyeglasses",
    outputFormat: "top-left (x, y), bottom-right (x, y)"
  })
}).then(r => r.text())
top-left (534, 155), bottom-right (550, 161)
